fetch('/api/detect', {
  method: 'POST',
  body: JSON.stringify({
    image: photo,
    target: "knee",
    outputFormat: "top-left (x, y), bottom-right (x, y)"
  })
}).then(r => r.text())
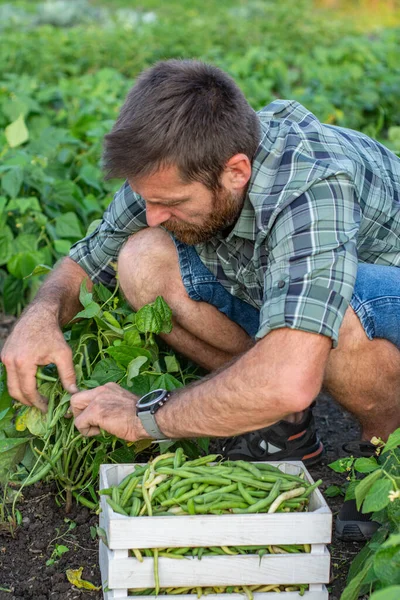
top-left (117, 228), bottom-right (180, 309)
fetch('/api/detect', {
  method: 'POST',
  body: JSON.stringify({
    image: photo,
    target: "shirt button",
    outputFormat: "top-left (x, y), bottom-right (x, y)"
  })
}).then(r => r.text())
top-left (278, 280), bottom-right (286, 289)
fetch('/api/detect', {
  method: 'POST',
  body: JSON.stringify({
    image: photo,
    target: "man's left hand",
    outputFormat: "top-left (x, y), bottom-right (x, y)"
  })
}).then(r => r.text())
top-left (70, 382), bottom-right (150, 441)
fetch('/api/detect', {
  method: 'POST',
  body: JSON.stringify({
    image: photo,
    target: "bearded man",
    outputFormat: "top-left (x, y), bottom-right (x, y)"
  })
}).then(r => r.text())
top-left (2, 59), bottom-right (400, 541)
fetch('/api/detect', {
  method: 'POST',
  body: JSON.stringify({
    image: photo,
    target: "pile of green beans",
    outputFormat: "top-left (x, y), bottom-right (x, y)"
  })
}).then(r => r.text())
top-left (100, 450), bottom-right (322, 595)
top-left (128, 584), bottom-right (308, 597)
top-left (101, 449), bottom-right (322, 518)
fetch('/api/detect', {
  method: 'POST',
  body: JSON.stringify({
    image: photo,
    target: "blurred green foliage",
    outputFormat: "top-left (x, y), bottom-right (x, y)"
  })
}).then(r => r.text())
top-left (0, 0), bottom-right (400, 313)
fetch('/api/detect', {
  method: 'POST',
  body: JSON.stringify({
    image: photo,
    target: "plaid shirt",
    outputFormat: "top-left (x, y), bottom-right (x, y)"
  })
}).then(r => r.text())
top-left (70, 100), bottom-right (400, 345)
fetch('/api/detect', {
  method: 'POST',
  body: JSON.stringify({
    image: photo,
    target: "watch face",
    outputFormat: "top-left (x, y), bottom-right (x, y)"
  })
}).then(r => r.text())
top-left (136, 389), bottom-right (167, 409)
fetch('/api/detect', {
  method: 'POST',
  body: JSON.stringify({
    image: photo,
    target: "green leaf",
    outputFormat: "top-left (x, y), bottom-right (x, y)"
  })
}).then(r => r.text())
top-left (0, 437), bottom-right (30, 453)
top-left (75, 301), bottom-right (101, 319)
top-left (106, 345), bottom-right (152, 367)
top-left (370, 587), bottom-right (400, 600)
top-left (5, 114), bottom-right (29, 148)
top-left (1, 167), bottom-right (23, 198)
top-left (90, 359), bottom-right (125, 385)
top-left (123, 328), bottom-right (142, 347)
top-left (328, 456), bottom-right (355, 473)
top-left (354, 456), bottom-right (379, 473)
top-left (341, 556), bottom-right (374, 600)
top-left (7, 197), bottom-right (41, 214)
top-left (382, 428), bottom-right (400, 454)
top-left (324, 485), bottom-right (343, 498)
top-left (126, 356), bottom-right (148, 385)
top-left (165, 355), bottom-right (180, 373)
top-left (373, 542), bottom-right (400, 586)
top-left (362, 478), bottom-right (392, 513)
top-left (153, 296), bottom-right (173, 333)
top-left (0, 226), bottom-right (14, 266)
top-left (25, 264), bottom-right (52, 278)
top-left (2, 275), bottom-right (24, 314)
top-left (79, 164), bottom-right (102, 191)
top-left (152, 373), bottom-right (183, 392)
top-left (54, 239), bottom-right (71, 254)
top-left (347, 528), bottom-right (388, 584)
top-left (129, 374), bottom-right (155, 397)
top-left (355, 468), bottom-right (383, 511)
top-left (345, 480), bottom-right (358, 501)
top-left (55, 212), bottom-right (82, 239)
top-left (24, 406), bottom-right (47, 437)
top-left (135, 304), bottom-right (162, 334)
top-left (7, 252), bottom-right (42, 279)
top-left (93, 283), bottom-right (112, 303)
top-left (79, 279), bottom-right (93, 307)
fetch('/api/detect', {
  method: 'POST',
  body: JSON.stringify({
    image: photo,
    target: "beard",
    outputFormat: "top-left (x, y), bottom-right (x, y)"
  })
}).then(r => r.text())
top-left (163, 186), bottom-right (244, 245)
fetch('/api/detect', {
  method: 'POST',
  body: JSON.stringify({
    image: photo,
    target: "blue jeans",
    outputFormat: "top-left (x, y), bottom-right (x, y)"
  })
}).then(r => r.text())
top-left (173, 239), bottom-right (400, 349)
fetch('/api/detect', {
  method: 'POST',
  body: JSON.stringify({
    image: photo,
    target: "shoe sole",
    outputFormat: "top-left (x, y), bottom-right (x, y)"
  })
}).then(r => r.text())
top-left (335, 518), bottom-right (380, 541)
top-left (225, 441), bottom-right (324, 467)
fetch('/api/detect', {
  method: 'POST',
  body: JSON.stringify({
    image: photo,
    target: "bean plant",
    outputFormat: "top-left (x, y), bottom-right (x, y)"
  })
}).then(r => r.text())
top-left (0, 283), bottom-right (204, 516)
top-left (328, 429), bottom-right (400, 600)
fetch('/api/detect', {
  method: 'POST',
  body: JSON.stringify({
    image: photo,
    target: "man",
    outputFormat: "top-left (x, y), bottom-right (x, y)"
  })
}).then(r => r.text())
top-left (2, 60), bottom-right (400, 541)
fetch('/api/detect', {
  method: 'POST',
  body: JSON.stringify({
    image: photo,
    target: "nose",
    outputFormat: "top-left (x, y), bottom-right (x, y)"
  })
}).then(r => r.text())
top-left (145, 204), bottom-right (172, 227)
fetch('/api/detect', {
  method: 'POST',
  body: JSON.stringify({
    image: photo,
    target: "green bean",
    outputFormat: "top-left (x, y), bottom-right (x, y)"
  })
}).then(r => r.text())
top-left (157, 552), bottom-right (186, 559)
top-left (233, 478), bottom-right (283, 514)
top-left (173, 447), bottom-right (184, 468)
top-left (142, 469), bottom-right (153, 516)
top-left (187, 499), bottom-right (196, 514)
top-left (230, 460), bottom-right (263, 479)
top-left (153, 549), bottom-right (160, 594)
top-left (106, 497), bottom-right (128, 516)
top-left (194, 483), bottom-right (238, 504)
top-left (161, 483), bottom-right (208, 507)
top-left (268, 486), bottom-right (306, 513)
top-left (175, 484), bottom-right (192, 499)
top-left (112, 486), bottom-right (120, 505)
top-left (183, 454), bottom-right (221, 467)
top-left (121, 477), bottom-right (139, 507)
top-left (130, 497), bottom-right (142, 517)
top-left (150, 479), bottom-right (172, 501)
top-left (172, 476), bottom-right (232, 490)
top-left (194, 500), bottom-right (248, 513)
top-left (238, 482), bottom-right (257, 505)
top-left (118, 471), bottom-right (136, 491)
top-left (302, 479), bottom-right (323, 497)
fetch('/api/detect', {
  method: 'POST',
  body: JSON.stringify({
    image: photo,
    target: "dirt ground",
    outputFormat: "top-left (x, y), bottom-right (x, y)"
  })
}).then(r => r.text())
top-left (0, 314), bottom-right (365, 600)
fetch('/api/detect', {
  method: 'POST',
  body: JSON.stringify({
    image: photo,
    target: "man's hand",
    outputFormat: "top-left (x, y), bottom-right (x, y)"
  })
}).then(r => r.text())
top-left (1, 306), bottom-right (78, 413)
top-left (70, 382), bottom-right (150, 441)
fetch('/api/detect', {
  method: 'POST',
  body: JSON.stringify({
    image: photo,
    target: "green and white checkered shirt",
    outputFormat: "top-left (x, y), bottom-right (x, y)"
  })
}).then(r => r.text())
top-left (70, 100), bottom-right (400, 345)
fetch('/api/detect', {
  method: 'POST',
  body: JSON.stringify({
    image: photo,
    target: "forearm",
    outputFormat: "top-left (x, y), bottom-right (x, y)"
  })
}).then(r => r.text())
top-left (156, 329), bottom-right (331, 438)
top-left (28, 257), bottom-right (92, 326)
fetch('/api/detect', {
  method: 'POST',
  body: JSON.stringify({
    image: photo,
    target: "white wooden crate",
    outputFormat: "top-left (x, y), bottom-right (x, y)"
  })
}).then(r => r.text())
top-left (99, 461), bottom-right (332, 600)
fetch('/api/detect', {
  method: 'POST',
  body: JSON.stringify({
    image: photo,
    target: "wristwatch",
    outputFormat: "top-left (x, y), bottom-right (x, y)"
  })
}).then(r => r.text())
top-left (136, 389), bottom-right (172, 440)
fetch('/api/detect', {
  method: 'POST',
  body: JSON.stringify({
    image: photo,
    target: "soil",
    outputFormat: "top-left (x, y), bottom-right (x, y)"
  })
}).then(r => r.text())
top-left (0, 315), bottom-right (365, 600)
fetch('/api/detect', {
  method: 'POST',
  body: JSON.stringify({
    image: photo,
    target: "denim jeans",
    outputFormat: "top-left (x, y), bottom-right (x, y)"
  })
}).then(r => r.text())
top-left (173, 239), bottom-right (400, 348)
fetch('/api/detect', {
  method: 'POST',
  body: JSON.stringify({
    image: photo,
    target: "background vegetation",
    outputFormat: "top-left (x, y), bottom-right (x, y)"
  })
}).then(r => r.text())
top-left (1, 0), bottom-right (400, 314)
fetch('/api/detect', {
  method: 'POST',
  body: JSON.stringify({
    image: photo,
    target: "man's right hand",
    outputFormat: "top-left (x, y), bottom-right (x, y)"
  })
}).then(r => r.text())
top-left (1, 306), bottom-right (78, 412)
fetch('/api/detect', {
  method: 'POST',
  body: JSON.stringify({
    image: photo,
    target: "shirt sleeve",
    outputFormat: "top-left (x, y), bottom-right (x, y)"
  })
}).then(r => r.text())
top-left (69, 181), bottom-right (148, 287)
top-left (256, 174), bottom-right (361, 347)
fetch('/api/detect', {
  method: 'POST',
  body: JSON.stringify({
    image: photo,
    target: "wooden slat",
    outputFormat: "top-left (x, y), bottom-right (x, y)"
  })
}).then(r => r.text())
top-left (106, 549), bottom-right (330, 588)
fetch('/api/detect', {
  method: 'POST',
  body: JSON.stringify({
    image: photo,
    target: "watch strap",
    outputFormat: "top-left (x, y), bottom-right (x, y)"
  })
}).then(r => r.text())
top-left (139, 410), bottom-right (169, 440)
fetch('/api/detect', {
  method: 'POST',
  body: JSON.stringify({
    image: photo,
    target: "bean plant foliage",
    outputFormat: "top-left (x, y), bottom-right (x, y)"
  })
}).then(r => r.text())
top-left (0, 281), bottom-right (204, 515)
top-left (328, 431), bottom-right (400, 600)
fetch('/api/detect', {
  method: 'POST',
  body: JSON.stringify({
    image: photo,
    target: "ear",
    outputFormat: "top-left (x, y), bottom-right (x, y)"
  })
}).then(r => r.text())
top-left (221, 154), bottom-right (252, 191)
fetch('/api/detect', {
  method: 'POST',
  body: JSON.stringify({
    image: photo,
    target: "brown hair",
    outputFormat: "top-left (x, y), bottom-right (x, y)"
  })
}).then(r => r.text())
top-left (103, 59), bottom-right (260, 190)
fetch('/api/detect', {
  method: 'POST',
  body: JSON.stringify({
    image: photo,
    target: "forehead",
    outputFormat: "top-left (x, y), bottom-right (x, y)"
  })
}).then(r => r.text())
top-left (129, 165), bottom-right (197, 198)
